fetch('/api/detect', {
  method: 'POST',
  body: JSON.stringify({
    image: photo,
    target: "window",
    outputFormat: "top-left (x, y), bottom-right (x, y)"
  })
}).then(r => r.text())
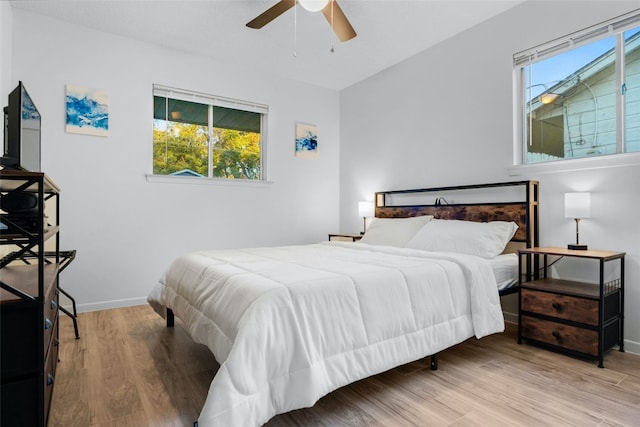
top-left (153, 85), bottom-right (268, 180)
top-left (514, 10), bottom-right (640, 164)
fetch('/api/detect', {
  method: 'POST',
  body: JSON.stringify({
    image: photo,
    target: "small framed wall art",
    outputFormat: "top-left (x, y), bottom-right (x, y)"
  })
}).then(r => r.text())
top-left (295, 122), bottom-right (318, 159)
top-left (65, 84), bottom-right (109, 137)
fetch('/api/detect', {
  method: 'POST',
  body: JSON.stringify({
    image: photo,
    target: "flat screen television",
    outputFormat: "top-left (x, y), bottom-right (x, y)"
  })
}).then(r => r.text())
top-left (2, 81), bottom-right (41, 172)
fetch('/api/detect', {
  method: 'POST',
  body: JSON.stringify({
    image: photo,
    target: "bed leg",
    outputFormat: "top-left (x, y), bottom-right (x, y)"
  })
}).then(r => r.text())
top-left (167, 308), bottom-right (175, 328)
top-left (430, 354), bottom-right (438, 371)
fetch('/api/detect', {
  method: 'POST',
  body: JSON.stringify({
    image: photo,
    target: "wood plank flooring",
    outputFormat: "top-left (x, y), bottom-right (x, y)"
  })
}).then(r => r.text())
top-left (49, 305), bottom-right (640, 426)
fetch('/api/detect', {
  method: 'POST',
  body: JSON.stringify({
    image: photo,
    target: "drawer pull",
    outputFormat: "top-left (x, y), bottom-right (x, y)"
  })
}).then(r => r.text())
top-left (552, 330), bottom-right (560, 338)
top-left (50, 300), bottom-right (57, 310)
top-left (47, 374), bottom-right (54, 385)
top-left (45, 318), bottom-right (52, 329)
top-left (552, 302), bottom-right (562, 312)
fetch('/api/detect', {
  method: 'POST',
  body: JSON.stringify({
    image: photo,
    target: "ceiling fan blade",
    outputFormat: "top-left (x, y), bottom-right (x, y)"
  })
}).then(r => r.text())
top-left (246, 0), bottom-right (296, 29)
top-left (321, 0), bottom-right (357, 42)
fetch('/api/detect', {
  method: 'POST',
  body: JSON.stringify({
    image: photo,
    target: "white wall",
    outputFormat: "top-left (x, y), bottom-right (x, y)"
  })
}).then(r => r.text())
top-left (0, 2), bottom-right (12, 128)
top-left (340, 1), bottom-right (640, 353)
top-left (8, 9), bottom-right (341, 311)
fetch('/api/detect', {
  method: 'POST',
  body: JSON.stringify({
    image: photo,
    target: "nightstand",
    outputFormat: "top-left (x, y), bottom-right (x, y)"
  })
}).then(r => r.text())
top-left (328, 233), bottom-right (363, 242)
top-left (517, 247), bottom-right (625, 368)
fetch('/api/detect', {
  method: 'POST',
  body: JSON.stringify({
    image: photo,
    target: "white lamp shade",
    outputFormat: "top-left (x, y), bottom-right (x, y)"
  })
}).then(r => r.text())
top-left (358, 201), bottom-right (374, 218)
top-left (298, 0), bottom-right (329, 12)
top-left (564, 192), bottom-right (591, 219)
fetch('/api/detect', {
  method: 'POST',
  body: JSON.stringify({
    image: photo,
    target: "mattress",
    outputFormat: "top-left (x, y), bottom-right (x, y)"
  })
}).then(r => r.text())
top-left (491, 253), bottom-right (519, 290)
top-left (148, 241), bottom-right (505, 426)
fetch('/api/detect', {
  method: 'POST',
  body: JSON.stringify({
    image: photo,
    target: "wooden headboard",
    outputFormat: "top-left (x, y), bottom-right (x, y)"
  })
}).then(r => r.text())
top-left (374, 180), bottom-right (539, 250)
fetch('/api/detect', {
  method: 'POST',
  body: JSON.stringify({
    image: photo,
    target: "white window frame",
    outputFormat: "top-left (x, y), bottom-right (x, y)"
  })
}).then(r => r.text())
top-left (511, 9), bottom-right (640, 175)
top-left (147, 85), bottom-right (271, 186)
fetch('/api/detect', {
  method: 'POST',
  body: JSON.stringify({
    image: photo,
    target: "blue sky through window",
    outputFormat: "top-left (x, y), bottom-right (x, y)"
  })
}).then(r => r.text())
top-left (529, 27), bottom-right (640, 98)
top-left (529, 37), bottom-right (615, 98)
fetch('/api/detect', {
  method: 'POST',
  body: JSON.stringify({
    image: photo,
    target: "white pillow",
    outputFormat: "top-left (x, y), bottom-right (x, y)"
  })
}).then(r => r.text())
top-left (405, 219), bottom-right (518, 259)
top-left (359, 216), bottom-right (434, 247)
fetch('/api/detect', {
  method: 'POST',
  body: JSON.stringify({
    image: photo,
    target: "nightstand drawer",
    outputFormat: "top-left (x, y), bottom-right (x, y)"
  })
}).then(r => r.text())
top-left (44, 325), bottom-right (59, 422)
top-left (43, 285), bottom-right (59, 335)
top-left (521, 315), bottom-right (598, 356)
top-left (521, 288), bottom-right (598, 326)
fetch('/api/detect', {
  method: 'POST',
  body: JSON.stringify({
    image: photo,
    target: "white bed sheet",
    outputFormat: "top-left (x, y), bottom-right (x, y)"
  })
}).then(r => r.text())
top-left (490, 253), bottom-right (519, 290)
top-left (148, 241), bottom-right (505, 426)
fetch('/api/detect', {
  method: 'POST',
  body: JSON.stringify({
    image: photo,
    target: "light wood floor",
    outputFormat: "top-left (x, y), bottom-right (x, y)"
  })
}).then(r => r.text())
top-left (49, 305), bottom-right (640, 426)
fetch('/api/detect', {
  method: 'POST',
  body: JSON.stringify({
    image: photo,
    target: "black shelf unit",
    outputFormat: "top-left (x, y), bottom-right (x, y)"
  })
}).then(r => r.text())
top-left (1, 169), bottom-right (61, 425)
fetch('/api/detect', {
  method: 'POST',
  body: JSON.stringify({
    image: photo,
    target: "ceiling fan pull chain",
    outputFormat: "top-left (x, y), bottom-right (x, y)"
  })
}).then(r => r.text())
top-left (330, 0), bottom-right (335, 53)
top-left (293, 1), bottom-right (298, 57)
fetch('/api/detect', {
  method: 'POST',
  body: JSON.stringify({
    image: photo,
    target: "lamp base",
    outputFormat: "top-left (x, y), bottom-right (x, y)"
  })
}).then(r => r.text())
top-left (568, 243), bottom-right (588, 250)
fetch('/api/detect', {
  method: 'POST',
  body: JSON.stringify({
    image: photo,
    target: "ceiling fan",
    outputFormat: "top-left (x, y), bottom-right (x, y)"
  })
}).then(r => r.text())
top-left (246, 0), bottom-right (357, 42)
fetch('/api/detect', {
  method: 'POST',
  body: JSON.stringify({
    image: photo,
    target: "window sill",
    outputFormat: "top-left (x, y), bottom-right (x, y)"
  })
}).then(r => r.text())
top-left (145, 174), bottom-right (274, 188)
top-left (508, 152), bottom-right (640, 176)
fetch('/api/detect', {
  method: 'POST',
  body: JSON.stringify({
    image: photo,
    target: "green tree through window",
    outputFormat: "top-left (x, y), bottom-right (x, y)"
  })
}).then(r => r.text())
top-left (153, 122), bottom-right (208, 176)
top-left (153, 87), bottom-right (266, 180)
top-left (212, 128), bottom-right (261, 179)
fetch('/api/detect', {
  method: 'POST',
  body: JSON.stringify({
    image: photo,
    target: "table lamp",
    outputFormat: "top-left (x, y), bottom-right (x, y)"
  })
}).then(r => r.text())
top-left (358, 201), bottom-right (374, 234)
top-left (564, 192), bottom-right (590, 250)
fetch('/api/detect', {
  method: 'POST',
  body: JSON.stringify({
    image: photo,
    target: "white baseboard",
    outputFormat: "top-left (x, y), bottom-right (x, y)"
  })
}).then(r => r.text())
top-left (62, 296), bottom-right (148, 314)
top-left (621, 339), bottom-right (640, 355)
top-left (503, 310), bottom-right (518, 325)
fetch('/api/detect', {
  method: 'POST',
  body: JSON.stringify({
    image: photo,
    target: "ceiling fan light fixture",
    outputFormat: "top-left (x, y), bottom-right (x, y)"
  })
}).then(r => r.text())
top-left (298, 0), bottom-right (329, 12)
top-left (246, 0), bottom-right (356, 42)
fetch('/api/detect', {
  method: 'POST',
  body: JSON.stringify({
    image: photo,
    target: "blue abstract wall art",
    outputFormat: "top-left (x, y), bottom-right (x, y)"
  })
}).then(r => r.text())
top-left (295, 122), bottom-right (318, 159)
top-left (65, 84), bottom-right (109, 137)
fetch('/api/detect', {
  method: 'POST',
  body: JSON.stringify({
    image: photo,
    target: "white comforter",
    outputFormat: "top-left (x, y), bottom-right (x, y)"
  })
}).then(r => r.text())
top-left (147, 242), bottom-right (505, 426)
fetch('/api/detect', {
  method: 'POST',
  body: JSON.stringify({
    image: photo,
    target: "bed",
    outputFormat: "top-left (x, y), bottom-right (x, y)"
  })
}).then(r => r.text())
top-left (147, 180), bottom-right (539, 426)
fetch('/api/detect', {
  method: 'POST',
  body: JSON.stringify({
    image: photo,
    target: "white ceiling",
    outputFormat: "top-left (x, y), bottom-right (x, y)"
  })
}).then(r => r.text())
top-left (10, 0), bottom-right (525, 90)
